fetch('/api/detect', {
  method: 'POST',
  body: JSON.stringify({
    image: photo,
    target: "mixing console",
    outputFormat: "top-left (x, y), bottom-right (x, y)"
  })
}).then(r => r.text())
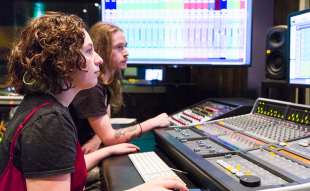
top-left (153, 98), bottom-right (310, 190)
top-left (169, 98), bottom-right (254, 126)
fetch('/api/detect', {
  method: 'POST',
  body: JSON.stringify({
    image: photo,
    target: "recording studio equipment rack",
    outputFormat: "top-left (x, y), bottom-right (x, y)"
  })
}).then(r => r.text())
top-left (154, 98), bottom-right (310, 191)
top-left (169, 98), bottom-right (255, 127)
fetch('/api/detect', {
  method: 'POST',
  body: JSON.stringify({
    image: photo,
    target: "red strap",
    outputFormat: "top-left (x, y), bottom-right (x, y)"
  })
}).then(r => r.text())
top-left (9, 102), bottom-right (58, 157)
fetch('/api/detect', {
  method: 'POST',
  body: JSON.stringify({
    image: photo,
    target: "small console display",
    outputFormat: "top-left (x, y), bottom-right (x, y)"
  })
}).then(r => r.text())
top-left (169, 98), bottom-right (254, 127)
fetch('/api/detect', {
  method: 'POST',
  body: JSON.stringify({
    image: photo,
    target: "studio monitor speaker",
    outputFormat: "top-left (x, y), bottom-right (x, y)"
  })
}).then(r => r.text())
top-left (265, 25), bottom-right (287, 80)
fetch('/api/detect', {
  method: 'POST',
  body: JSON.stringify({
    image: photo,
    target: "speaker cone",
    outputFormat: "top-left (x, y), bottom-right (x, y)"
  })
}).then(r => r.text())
top-left (269, 32), bottom-right (285, 48)
top-left (266, 51), bottom-right (285, 76)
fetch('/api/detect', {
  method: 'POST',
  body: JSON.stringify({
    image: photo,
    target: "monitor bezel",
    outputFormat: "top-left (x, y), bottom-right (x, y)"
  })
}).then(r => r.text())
top-left (287, 8), bottom-right (310, 88)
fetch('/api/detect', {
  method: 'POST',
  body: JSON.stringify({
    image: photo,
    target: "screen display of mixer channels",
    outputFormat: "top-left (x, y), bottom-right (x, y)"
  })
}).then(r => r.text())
top-left (101, 0), bottom-right (253, 65)
top-left (288, 9), bottom-right (310, 86)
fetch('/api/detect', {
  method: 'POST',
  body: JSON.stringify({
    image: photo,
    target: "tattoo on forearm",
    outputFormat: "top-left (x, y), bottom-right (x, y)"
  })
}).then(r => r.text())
top-left (114, 125), bottom-right (138, 139)
top-left (126, 133), bottom-right (139, 142)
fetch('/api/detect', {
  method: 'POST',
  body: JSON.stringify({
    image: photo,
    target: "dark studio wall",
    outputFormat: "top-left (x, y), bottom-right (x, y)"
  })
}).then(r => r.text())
top-left (247, 0), bottom-right (299, 101)
top-left (247, 0), bottom-right (275, 99)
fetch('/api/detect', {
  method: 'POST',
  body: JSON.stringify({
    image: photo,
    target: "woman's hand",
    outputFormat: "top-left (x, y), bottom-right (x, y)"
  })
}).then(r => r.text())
top-left (152, 113), bottom-right (170, 128)
top-left (81, 135), bottom-right (102, 154)
top-left (125, 176), bottom-right (189, 191)
top-left (108, 143), bottom-right (140, 155)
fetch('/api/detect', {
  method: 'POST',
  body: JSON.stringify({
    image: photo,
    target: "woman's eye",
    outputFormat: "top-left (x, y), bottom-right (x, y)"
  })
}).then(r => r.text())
top-left (86, 49), bottom-right (92, 53)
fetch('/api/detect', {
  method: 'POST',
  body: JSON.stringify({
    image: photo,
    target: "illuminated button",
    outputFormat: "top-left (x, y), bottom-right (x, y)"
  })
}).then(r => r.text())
top-left (209, 149), bottom-right (216, 153)
top-left (236, 166), bottom-right (241, 170)
top-left (231, 169), bottom-right (239, 174)
top-left (177, 136), bottom-right (183, 139)
top-left (270, 152), bottom-right (275, 156)
top-left (299, 142), bottom-right (309, 147)
top-left (226, 166), bottom-right (234, 171)
top-left (246, 172), bottom-right (251, 175)
top-left (236, 172), bottom-right (245, 177)
top-left (196, 125), bottom-right (201, 129)
top-left (174, 128), bottom-right (181, 132)
top-left (279, 142), bottom-right (286, 146)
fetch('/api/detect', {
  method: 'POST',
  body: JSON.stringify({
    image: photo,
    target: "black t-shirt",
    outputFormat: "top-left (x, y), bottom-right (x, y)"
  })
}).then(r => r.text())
top-left (69, 83), bottom-right (110, 146)
top-left (0, 93), bottom-right (77, 178)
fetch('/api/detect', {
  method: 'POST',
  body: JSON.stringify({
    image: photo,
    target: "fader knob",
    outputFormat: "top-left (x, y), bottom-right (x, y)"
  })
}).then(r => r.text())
top-left (239, 175), bottom-right (261, 187)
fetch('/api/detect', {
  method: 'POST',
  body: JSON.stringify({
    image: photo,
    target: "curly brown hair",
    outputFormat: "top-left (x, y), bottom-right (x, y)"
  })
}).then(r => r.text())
top-left (89, 22), bottom-right (124, 112)
top-left (7, 12), bottom-right (87, 95)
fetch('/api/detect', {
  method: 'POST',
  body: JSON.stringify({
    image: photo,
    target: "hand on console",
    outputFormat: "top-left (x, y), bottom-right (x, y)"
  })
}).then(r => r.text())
top-left (125, 176), bottom-right (188, 191)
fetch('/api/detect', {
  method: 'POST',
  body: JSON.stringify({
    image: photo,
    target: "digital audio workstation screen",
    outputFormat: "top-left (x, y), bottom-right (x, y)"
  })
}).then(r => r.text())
top-left (101, 0), bottom-right (252, 65)
top-left (289, 11), bottom-right (310, 85)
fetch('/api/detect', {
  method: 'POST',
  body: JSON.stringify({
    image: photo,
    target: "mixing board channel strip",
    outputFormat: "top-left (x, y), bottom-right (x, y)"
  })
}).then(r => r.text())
top-left (247, 148), bottom-right (310, 183)
top-left (205, 152), bottom-right (298, 187)
top-left (178, 137), bottom-right (235, 155)
top-left (165, 126), bottom-right (207, 140)
top-left (278, 137), bottom-right (310, 158)
top-left (262, 145), bottom-right (310, 167)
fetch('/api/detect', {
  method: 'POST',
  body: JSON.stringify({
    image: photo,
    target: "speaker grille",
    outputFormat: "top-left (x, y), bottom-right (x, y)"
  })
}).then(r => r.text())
top-left (266, 51), bottom-right (286, 79)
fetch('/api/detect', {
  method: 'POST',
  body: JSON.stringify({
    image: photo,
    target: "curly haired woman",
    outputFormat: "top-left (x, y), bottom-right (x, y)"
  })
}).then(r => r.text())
top-left (0, 12), bottom-right (187, 191)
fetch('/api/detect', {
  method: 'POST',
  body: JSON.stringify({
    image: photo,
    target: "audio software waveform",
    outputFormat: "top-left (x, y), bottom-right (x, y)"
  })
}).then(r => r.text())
top-left (102, 0), bottom-right (248, 61)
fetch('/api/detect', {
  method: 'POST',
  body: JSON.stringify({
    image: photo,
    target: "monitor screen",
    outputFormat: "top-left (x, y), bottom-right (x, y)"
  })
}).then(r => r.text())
top-left (101, 0), bottom-right (253, 65)
top-left (145, 69), bottom-right (163, 80)
top-left (288, 9), bottom-right (310, 86)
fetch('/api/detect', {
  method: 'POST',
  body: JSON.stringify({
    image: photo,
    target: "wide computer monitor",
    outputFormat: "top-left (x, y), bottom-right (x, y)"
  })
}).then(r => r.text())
top-left (101, 0), bottom-right (253, 66)
top-left (287, 9), bottom-right (310, 87)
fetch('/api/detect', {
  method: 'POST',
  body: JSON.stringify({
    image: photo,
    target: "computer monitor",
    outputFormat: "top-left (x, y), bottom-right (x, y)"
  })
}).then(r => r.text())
top-left (101, 0), bottom-right (253, 66)
top-left (287, 9), bottom-right (310, 87)
top-left (145, 69), bottom-right (163, 80)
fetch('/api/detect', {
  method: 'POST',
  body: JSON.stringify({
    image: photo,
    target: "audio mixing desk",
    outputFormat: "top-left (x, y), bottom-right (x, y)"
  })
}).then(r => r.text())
top-left (169, 98), bottom-right (255, 127)
top-left (154, 98), bottom-right (310, 191)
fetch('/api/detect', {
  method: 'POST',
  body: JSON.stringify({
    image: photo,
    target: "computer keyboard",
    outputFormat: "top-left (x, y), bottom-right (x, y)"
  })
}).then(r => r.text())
top-left (128, 151), bottom-right (185, 183)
